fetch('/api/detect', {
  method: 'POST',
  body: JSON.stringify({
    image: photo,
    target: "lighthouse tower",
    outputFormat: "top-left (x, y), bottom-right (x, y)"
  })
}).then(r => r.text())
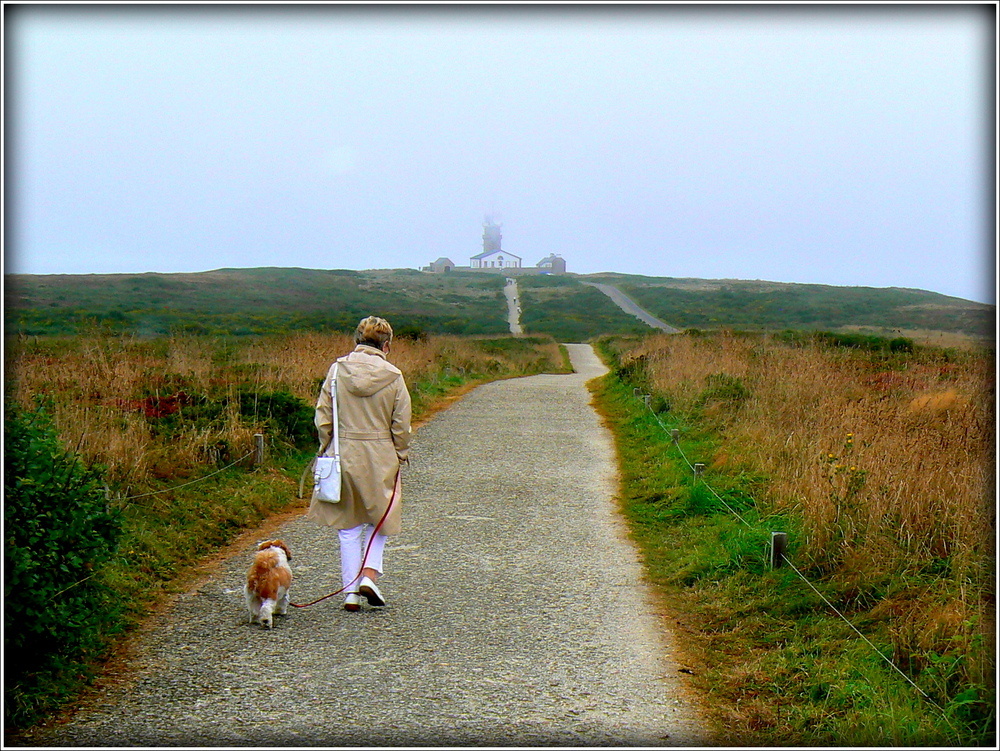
top-left (471, 215), bottom-right (521, 269)
top-left (482, 217), bottom-right (502, 253)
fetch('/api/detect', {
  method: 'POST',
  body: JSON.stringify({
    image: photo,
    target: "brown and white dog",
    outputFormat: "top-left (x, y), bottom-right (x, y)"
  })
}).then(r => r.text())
top-left (244, 539), bottom-right (293, 629)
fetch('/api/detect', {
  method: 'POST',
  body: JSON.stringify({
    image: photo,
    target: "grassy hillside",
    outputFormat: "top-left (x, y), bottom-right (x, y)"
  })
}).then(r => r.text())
top-left (516, 274), bottom-right (651, 341)
top-left (585, 273), bottom-right (993, 338)
top-left (4, 268), bottom-right (510, 337)
top-left (5, 266), bottom-right (993, 341)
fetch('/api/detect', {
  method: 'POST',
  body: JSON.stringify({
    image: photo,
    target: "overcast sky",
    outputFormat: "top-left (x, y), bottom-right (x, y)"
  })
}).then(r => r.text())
top-left (5, 4), bottom-right (995, 303)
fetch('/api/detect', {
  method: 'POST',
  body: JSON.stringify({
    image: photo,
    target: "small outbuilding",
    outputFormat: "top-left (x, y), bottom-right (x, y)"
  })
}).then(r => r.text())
top-left (428, 257), bottom-right (456, 273)
top-left (537, 254), bottom-right (567, 274)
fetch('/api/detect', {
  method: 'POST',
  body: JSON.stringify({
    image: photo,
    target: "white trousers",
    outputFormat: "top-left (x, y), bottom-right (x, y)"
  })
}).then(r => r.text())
top-left (338, 524), bottom-right (387, 592)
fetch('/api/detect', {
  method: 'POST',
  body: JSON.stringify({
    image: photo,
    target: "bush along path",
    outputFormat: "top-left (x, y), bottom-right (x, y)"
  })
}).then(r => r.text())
top-left (12, 344), bottom-right (709, 747)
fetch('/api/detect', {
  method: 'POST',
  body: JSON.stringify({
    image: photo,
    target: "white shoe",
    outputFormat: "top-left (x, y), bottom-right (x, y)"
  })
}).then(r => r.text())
top-left (343, 592), bottom-right (361, 612)
top-left (358, 576), bottom-right (386, 607)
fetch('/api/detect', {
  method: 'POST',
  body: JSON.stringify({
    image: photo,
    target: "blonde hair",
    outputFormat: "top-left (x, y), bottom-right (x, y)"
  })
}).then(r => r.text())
top-left (354, 316), bottom-right (393, 348)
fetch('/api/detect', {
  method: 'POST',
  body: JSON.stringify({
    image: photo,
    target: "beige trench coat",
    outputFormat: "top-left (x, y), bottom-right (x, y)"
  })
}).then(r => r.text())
top-left (306, 345), bottom-right (412, 535)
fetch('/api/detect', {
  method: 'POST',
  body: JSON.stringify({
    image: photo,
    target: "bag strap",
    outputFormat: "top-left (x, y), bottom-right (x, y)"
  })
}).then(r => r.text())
top-left (319, 361), bottom-right (340, 458)
top-left (331, 362), bottom-right (340, 460)
top-left (301, 362), bottom-right (341, 498)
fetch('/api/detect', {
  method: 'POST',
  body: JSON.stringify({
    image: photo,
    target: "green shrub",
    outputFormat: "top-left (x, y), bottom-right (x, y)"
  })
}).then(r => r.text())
top-left (613, 354), bottom-right (650, 390)
top-left (395, 324), bottom-right (428, 341)
top-left (814, 331), bottom-right (915, 353)
top-left (4, 401), bottom-right (123, 726)
top-left (889, 336), bottom-right (915, 353)
top-left (237, 390), bottom-right (314, 448)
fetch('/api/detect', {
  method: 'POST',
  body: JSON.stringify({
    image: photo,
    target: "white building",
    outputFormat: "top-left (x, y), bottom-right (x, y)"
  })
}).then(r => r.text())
top-left (471, 249), bottom-right (522, 269)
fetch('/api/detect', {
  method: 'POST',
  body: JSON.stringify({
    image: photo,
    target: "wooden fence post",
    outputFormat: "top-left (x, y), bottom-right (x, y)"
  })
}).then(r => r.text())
top-left (670, 428), bottom-right (679, 443)
top-left (693, 463), bottom-right (705, 480)
top-left (254, 433), bottom-right (265, 466)
top-left (770, 532), bottom-right (787, 569)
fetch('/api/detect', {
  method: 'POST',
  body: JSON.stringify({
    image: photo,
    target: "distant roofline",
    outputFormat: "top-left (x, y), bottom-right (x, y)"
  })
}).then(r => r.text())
top-left (471, 249), bottom-right (522, 261)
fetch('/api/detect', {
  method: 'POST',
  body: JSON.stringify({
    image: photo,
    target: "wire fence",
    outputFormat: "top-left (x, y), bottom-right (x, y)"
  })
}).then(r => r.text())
top-left (631, 387), bottom-right (958, 728)
top-left (110, 434), bottom-right (264, 504)
top-left (50, 438), bottom-right (267, 603)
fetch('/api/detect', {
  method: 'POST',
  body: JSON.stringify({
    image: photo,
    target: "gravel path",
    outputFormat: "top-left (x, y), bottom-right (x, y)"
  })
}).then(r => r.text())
top-left (582, 283), bottom-right (680, 333)
top-left (17, 344), bottom-right (708, 747)
top-left (504, 277), bottom-right (523, 335)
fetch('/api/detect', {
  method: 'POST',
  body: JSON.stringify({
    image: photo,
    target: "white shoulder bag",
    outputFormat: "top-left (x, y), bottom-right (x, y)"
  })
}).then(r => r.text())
top-left (313, 363), bottom-right (342, 503)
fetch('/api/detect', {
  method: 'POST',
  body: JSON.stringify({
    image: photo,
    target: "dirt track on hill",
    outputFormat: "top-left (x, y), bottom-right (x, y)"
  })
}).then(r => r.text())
top-left (583, 282), bottom-right (681, 332)
top-left (14, 344), bottom-right (710, 747)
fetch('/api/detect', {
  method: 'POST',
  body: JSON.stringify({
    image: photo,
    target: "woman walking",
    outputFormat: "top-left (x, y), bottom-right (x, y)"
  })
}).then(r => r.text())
top-left (308, 316), bottom-right (412, 611)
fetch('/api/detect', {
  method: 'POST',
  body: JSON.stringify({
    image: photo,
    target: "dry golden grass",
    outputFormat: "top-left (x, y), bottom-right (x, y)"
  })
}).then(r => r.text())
top-left (630, 332), bottom-right (992, 563)
top-left (623, 330), bottom-right (994, 680)
top-left (6, 332), bottom-right (564, 492)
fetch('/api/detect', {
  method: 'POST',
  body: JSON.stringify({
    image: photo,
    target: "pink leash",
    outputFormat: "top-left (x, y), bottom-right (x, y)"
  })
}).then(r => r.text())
top-left (290, 470), bottom-right (400, 609)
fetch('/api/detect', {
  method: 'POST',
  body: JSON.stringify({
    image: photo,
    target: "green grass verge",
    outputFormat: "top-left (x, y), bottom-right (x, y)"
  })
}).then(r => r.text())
top-left (590, 338), bottom-right (989, 746)
top-left (557, 343), bottom-right (573, 372)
